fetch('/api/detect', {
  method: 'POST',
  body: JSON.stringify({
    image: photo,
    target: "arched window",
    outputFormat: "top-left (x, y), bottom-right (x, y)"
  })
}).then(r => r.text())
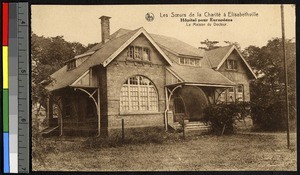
top-left (120, 76), bottom-right (158, 112)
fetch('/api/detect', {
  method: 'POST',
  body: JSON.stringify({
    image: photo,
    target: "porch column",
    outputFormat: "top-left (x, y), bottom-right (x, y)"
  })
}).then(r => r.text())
top-left (164, 87), bottom-right (169, 131)
top-left (97, 88), bottom-right (101, 137)
top-left (47, 94), bottom-right (54, 127)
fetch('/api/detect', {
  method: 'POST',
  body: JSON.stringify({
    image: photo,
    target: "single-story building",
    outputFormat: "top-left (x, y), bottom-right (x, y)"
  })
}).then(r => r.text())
top-left (43, 16), bottom-right (256, 136)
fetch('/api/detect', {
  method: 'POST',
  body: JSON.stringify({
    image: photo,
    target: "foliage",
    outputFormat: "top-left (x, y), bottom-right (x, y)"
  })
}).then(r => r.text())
top-left (203, 102), bottom-right (251, 135)
top-left (243, 38), bottom-right (296, 131)
top-left (31, 33), bottom-right (95, 107)
top-left (199, 39), bottom-right (220, 50)
top-left (224, 40), bottom-right (241, 50)
top-left (251, 101), bottom-right (286, 131)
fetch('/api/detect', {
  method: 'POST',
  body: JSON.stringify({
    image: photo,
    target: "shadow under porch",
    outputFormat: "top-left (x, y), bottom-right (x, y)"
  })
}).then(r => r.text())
top-left (43, 87), bottom-right (107, 137)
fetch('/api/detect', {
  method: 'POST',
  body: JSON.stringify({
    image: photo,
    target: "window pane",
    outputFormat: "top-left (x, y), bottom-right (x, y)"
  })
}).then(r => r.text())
top-left (149, 86), bottom-right (157, 110)
top-left (120, 86), bottom-right (129, 111)
top-left (130, 86), bottom-right (139, 110)
top-left (219, 91), bottom-right (226, 102)
top-left (143, 48), bottom-right (150, 61)
top-left (233, 60), bottom-right (237, 69)
top-left (180, 58), bottom-right (184, 64)
top-left (190, 59), bottom-right (195, 66)
top-left (129, 77), bottom-right (138, 85)
top-left (184, 58), bottom-right (189, 65)
top-left (236, 85), bottom-right (243, 101)
top-left (120, 76), bottom-right (158, 112)
top-left (134, 46), bottom-right (142, 59)
top-left (237, 85), bottom-right (243, 92)
top-left (127, 46), bottom-right (134, 59)
top-left (140, 86), bottom-right (148, 110)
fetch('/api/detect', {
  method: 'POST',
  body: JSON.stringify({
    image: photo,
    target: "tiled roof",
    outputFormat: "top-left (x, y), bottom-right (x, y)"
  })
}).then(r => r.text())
top-left (205, 45), bottom-right (233, 68)
top-left (46, 29), bottom-right (139, 91)
top-left (168, 63), bottom-right (235, 86)
top-left (46, 28), bottom-right (234, 91)
top-left (150, 33), bottom-right (205, 57)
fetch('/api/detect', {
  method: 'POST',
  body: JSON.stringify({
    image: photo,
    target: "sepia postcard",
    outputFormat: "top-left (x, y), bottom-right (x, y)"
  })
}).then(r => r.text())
top-left (31, 4), bottom-right (296, 171)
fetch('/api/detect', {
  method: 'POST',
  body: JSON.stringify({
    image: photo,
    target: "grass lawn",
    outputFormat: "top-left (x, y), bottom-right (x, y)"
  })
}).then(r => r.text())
top-left (32, 131), bottom-right (297, 171)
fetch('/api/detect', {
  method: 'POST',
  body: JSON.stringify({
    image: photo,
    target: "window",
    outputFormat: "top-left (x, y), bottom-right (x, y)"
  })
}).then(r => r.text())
top-left (120, 76), bottom-right (158, 112)
top-left (143, 48), bottom-right (150, 61)
top-left (236, 85), bottom-right (244, 101)
top-left (178, 57), bottom-right (201, 67)
top-left (127, 46), bottom-right (150, 61)
top-left (219, 91), bottom-right (226, 102)
top-left (226, 60), bottom-right (237, 70)
top-left (67, 60), bottom-right (76, 70)
top-left (179, 58), bottom-right (184, 64)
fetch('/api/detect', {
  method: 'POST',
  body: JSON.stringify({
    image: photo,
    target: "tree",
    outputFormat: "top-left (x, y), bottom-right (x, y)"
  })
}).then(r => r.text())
top-left (199, 39), bottom-right (220, 50)
top-left (244, 38), bottom-right (296, 131)
top-left (31, 33), bottom-right (91, 108)
top-left (224, 41), bottom-right (241, 50)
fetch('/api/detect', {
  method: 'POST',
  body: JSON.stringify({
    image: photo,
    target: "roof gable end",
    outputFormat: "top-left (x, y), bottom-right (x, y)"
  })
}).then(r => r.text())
top-left (102, 27), bottom-right (173, 67)
top-left (216, 45), bottom-right (257, 79)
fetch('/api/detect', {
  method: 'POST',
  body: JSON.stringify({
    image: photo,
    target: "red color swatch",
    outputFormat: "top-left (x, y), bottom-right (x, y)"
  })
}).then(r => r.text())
top-left (2, 2), bottom-right (9, 46)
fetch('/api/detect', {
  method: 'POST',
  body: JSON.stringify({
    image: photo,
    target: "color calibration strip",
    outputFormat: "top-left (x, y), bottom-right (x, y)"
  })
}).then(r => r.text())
top-left (9, 2), bottom-right (19, 173)
top-left (2, 2), bottom-right (10, 173)
top-left (2, 2), bottom-right (29, 173)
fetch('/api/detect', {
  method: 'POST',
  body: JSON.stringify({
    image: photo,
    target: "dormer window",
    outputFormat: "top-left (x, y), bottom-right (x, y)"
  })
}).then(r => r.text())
top-left (179, 57), bottom-right (201, 67)
top-left (226, 60), bottom-right (237, 70)
top-left (67, 60), bottom-right (76, 70)
top-left (127, 46), bottom-right (150, 61)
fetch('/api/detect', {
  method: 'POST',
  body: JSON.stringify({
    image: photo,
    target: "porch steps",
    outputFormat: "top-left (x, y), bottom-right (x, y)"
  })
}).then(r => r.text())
top-left (169, 121), bottom-right (211, 135)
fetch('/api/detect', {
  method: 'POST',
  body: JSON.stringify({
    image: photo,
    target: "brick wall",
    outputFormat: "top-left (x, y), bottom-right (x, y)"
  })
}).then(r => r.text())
top-left (105, 34), bottom-right (168, 129)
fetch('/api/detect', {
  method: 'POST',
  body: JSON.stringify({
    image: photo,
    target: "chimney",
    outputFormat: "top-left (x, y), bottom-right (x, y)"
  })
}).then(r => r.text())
top-left (99, 16), bottom-right (111, 44)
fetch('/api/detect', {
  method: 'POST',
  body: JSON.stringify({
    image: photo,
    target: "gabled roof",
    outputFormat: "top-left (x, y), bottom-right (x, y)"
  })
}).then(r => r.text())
top-left (101, 27), bottom-right (173, 67)
top-left (205, 45), bottom-right (233, 68)
top-left (150, 34), bottom-right (205, 58)
top-left (46, 29), bottom-right (139, 91)
top-left (167, 61), bottom-right (236, 87)
top-left (46, 28), bottom-right (174, 91)
top-left (205, 45), bottom-right (257, 79)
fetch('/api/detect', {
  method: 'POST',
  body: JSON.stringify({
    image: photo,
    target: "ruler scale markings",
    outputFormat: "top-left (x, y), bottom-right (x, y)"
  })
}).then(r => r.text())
top-left (17, 2), bottom-right (29, 173)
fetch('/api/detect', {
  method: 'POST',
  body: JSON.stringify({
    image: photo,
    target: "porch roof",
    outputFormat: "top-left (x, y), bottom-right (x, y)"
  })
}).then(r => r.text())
top-left (167, 63), bottom-right (236, 87)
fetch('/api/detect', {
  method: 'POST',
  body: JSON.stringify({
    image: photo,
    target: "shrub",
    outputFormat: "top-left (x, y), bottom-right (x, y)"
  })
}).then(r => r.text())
top-left (203, 102), bottom-right (250, 135)
top-left (251, 101), bottom-right (286, 131)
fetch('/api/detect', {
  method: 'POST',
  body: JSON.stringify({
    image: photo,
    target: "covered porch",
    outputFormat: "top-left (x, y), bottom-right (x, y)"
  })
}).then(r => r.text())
top-left (164, 82), bottom-right (235, 131)
top-left (43, 85), bottom-right (102, 137)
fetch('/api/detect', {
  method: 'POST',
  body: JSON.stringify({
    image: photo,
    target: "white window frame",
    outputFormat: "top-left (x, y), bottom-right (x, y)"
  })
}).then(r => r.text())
top-left (120, 76), bottom-right (158, 113)
top-left (178, 57), bottom-right (201, 67)
top-left (236, 85), bottom-right (244, 101)
top-left (127, 45), bottom-right (151, 61)
top-left (226, 59), bottom-right (237, 70)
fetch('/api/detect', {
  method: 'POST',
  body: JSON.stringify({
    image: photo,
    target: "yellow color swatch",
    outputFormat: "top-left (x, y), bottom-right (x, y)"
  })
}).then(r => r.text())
top-left (3, 46), bottom-right (8, 89)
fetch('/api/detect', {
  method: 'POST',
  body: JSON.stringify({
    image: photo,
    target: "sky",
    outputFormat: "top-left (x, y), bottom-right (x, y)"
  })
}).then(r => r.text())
top-left (31, 4), bottom-right (295, 49)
